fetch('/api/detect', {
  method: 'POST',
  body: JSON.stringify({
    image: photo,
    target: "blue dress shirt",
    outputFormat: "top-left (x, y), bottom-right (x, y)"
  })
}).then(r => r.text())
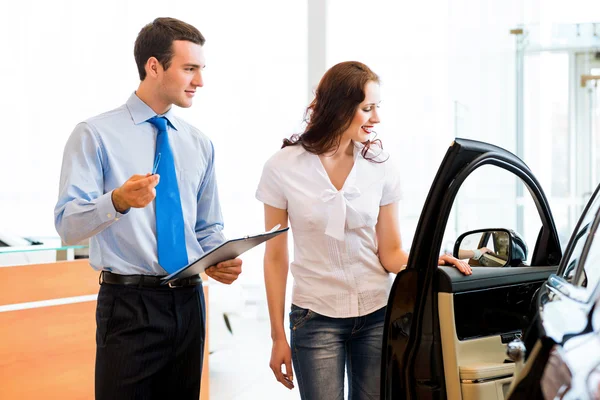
top-left (55, 93), bottom-right (226, 275)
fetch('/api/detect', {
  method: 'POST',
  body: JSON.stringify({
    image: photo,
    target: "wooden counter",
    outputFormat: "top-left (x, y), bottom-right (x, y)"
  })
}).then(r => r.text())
top-left (0, 260), bottom-right (209, 399)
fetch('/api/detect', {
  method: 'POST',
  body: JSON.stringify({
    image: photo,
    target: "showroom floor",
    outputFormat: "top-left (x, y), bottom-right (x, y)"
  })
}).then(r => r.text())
top-left (209, 307), bottom-right (300, 400)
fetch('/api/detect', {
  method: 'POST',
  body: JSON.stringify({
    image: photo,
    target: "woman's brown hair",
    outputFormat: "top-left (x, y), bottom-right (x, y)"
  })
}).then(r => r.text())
top-left (283, 61), bottom-right (385, 161)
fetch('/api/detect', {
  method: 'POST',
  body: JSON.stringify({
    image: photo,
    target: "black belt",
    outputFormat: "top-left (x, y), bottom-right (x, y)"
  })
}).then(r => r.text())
top-left (100, 271), bottom-right (202, 288)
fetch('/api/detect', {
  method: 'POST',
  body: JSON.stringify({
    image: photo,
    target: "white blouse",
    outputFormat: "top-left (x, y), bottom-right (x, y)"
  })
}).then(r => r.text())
top-left (256, 143), bottom-right (402, 318)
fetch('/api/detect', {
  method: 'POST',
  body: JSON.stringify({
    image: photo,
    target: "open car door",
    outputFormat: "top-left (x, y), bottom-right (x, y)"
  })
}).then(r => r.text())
top-left (381, 138), bottom-right (562, 400)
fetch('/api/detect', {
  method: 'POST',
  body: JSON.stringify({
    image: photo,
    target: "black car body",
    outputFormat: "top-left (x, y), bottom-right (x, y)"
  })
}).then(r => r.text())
top-left (508, 183), bottom-right (600, 399)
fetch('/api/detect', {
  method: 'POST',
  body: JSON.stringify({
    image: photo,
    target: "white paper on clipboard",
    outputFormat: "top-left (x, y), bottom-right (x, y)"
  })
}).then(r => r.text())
top-left (161, 225), bottom-right (288, 284)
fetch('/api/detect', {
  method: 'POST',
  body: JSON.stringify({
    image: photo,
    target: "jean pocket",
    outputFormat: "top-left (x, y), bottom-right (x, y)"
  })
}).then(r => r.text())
top-left (289, 305), bottom-right (315, 330)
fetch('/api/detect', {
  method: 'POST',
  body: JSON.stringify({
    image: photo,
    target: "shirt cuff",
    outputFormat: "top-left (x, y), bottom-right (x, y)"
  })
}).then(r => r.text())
top-left (200, 230), bottom-right (227, 253)
top-left (97, 190), bottom-right (128, 222)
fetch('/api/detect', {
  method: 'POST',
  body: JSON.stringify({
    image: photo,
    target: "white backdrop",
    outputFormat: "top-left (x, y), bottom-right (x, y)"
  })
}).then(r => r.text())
top-left (327, 0), bottom-right (522, 249)
top-left (0, 0), bottom-right (307, 243)
top-left (1, 0), bottom-right (599, 275)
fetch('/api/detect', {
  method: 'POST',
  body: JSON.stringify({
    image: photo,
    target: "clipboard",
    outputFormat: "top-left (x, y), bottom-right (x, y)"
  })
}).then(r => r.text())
top-left (161, 225), bottom-right (289, 284)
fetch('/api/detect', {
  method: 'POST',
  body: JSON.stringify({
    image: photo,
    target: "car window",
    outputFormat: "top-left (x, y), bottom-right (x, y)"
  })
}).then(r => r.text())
top-left (572, 216), bottom-right (600, 298)
top-left (560, 188), bottom-right (600, 284)
top-left (444, 166), bottom-right (538, 267)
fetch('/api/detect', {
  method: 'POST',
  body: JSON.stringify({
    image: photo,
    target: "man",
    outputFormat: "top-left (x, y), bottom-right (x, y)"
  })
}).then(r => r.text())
top-left (55, 17), bottom-right (242, 399)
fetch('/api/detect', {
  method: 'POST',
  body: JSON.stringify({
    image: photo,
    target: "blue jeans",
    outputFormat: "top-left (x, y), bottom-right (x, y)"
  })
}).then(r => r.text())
top-left (289, 305), bottom-right (386, 400)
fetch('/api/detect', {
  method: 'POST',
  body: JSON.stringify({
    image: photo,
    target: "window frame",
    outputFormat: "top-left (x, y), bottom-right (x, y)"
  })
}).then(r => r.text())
top-left (562, 183), bottom-right (600, 301)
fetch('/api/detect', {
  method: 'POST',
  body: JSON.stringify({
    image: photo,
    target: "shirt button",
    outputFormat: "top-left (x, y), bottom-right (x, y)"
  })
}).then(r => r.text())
top-left (107, 213), bottom-right (112, 218)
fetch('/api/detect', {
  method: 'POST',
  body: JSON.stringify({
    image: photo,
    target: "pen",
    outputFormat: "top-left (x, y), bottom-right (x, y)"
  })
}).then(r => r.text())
top-left (152, 153), bottom-right (161, 175)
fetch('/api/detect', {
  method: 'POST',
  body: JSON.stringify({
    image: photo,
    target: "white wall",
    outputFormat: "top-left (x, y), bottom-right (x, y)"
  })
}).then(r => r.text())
top-left (0, 1), bottom-right (306, 248)
top-left (444, 0), bottom-right (525, 249)
top-left (327, 0), bottom-right (451, 247)
top-left (1, 0), bottom-right (598, 265)
top-left (326, 0), bottom-right (525, 249)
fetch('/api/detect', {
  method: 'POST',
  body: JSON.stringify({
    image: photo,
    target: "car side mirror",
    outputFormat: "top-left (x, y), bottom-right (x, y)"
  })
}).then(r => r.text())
top-left (453, 228), bottom-right (529, 267)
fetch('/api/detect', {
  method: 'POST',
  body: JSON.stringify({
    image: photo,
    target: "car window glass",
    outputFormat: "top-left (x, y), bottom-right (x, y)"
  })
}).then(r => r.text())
top-left (573, 214), bottom-right (600, 297)
top-left (444, 166), bottom-right (537, 267)
top-left (593, 297), bottom-right (600, 332)
top-left (560, 188), bottom-right (600, 283)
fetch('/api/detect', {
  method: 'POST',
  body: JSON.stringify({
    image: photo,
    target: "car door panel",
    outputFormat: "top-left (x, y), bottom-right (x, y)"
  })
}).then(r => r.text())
top-left (437, 266), bottom-right (557, 293)
top-left (452, 280), bottom-right (542, 341)
top-left (437, 266), bottom-right (554, 400)
top-left (382, 139), bottom-right (562, 400)
top-left (439, 293), bottom-right (516, 400)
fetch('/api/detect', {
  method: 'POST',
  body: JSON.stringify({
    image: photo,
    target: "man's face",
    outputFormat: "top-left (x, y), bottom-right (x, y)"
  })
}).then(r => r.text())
top-left (157, 40), bottom-right (205, 108)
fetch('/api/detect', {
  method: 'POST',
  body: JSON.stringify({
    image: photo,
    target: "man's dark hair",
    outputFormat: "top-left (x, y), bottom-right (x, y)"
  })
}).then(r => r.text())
top-left (134, 17), bottom-right (205, 81)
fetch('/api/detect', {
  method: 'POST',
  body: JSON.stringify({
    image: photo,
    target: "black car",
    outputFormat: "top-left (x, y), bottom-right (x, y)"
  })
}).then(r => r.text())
top-left (381, 138), bottom-right (600, 399)
top-left (508, 183), bottom-right (600, 399)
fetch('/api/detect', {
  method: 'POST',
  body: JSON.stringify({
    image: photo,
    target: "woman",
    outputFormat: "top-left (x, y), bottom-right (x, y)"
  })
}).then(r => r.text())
top-left (255, 61), bottom-right (472, 400)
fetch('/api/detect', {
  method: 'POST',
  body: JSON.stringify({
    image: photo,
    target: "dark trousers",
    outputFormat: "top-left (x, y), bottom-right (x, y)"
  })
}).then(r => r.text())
top-left (95, 282), bottom-right (205, 400)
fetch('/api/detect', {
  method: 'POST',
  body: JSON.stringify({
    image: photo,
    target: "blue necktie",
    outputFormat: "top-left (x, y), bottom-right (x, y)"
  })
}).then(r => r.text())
top-left (147, 116), bottom-right (188, 274)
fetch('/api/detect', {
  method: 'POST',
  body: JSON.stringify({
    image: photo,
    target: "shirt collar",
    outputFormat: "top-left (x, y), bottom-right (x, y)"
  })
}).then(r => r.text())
top-left (126, 92), bottom-right (180, 131)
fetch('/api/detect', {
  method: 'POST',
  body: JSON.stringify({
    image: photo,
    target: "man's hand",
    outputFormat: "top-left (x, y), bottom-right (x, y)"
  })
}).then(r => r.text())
top-left (205, 258), bottom-right (243, 284)
top-left (112, 173), bottom-right (160, 213)
top-left (479, 247), bottom-right (495, 256)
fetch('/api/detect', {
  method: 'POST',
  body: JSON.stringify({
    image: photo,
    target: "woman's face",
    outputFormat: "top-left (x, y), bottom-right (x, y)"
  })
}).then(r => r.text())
top-left (342, 81), bottom-right (381, 143)
top-left (497, 234), bottom-right (509, 247)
